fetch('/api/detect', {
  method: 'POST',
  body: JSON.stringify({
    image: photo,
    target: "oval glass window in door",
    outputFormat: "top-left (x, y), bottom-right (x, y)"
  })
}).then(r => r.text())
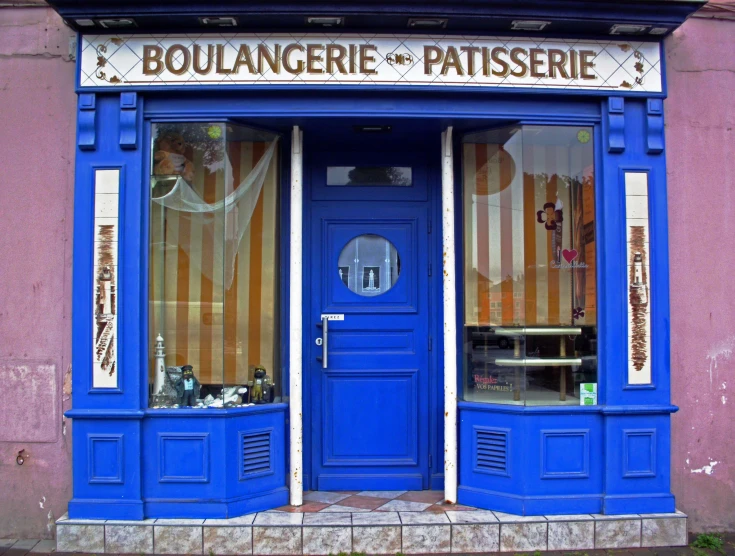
top-left (337, 234), bottom-right (401, 296)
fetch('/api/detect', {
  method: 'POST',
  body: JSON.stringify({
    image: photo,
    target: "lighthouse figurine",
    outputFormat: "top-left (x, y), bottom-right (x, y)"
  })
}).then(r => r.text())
top-left (153, 334), bottom-right (167, 394)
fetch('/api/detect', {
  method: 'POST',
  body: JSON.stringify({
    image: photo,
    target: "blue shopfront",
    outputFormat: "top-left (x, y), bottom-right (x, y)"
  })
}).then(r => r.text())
top-left (52, 0), bottom-right (703, 522)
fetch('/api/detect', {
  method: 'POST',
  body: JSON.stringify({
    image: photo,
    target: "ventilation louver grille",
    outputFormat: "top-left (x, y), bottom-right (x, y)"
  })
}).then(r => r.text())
top-left (242, 432), bottom-right (271, 475)
top-left (476, 429), bottom-right (508, 474)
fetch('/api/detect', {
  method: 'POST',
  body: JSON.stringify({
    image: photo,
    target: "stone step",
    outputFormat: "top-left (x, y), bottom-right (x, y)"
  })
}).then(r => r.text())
top-left (54, 510), bottom-right (687, 554)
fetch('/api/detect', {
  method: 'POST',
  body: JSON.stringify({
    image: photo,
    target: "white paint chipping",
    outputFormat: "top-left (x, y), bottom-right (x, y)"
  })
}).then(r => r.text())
top-left (691, 460), bottom-right (719, 475)
top-left (39, 496), bottom-right (46, 509)
top-left (722, 396), bottom-right (727, 405)
top-left (706, 336), bottom-right (735, 388)
top-left (289, 126), bottom-right (304, 506)
top-left (441, 127), bottom-right (458, 504)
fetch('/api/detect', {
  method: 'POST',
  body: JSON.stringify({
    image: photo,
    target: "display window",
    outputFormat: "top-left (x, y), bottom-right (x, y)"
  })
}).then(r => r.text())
top-left (147, 122), bottom-right (281, 408)
top-left (462, 125), bottom-right (597, 405)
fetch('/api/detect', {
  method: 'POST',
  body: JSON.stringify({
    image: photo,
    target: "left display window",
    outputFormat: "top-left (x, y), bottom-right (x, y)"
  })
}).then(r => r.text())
top-left (148, 122), bottom-right (281, 409)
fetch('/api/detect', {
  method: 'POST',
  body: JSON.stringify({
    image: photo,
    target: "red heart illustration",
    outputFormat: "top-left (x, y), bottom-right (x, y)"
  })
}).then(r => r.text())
top-left (562, 249), bottom-right (578, 264)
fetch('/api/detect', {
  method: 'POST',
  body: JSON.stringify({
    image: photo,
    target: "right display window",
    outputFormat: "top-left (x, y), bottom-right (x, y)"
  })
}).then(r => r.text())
top-left (462, 126), bottom-right (597, 406)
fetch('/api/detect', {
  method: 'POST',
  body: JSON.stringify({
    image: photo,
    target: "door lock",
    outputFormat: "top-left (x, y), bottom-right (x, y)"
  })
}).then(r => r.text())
top-left (315, 338), bottom-right (323, 346)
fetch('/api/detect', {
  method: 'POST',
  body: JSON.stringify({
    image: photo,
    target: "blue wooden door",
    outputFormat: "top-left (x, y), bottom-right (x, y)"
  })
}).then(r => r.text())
top-left (308, 145), bottom-right (432, 491)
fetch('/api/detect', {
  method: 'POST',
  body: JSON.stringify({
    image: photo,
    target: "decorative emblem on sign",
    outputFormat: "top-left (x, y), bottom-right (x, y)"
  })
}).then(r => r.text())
top-left (386, 52), bottom-right (414, 66)
top-left (94, 37), bottom-right (125, 84)
top-left (619, 47), bottom-right (646, 89)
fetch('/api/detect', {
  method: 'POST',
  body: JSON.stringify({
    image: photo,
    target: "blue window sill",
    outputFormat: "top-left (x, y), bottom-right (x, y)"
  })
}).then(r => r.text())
top-left (458, 401), bottom-right (678, 415)
top-left (65, 402), bottom-right (288, 420)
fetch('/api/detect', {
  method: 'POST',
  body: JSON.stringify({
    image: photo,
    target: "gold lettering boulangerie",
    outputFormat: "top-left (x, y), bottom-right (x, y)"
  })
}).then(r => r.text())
top-left (139, 41), bottom-right (601, 82)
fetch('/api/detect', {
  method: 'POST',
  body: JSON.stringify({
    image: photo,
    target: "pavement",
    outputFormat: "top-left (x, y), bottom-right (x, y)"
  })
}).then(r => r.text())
top-left (2, 532), bottom-right (734, 556)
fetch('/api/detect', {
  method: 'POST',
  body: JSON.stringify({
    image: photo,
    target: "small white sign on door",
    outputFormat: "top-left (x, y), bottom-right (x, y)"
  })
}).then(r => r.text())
top-left (321, 314), bottom-right (345, 321)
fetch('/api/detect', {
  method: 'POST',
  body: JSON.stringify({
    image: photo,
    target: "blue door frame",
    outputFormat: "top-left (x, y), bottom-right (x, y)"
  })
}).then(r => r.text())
top-left (68, 86), bottom-right (675, 518)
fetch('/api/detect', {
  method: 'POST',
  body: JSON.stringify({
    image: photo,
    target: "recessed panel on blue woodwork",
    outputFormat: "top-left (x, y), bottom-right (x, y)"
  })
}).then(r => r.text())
top-left (324, 370), bottom-right (417, 465)
top-left (70, 419), bottom-right (143, 520)
top-left (603, 415), bottom-right (672, 514)
top-left (330, 329), bottom-right (415, 355)
top-left (88, 434), bottom-right (124, 484)
top-left (325, 220), bottom-right (417, 313)
top-left (158, 433), bottom-right (210, 483)
top-left (623, 429), bottom-right (656, 478)
top-left (541, 430), bottom-right (590, 479)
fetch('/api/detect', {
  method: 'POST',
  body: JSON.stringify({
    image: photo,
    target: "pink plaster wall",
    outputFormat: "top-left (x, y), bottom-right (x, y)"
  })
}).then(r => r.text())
top-left (0, 6), bottom-right (76, 539)
top-left (665, 14), bottom-right (735, 533)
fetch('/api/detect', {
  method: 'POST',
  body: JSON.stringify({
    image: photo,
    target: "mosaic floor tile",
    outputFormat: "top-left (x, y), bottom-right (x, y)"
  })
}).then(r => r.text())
top-left (318, 504), bottom-right (371, 513)
top-left (352, 512), bottom-right (401, 525)
top-left (353, 525), bottom-right (401, 554)
top-left (253, 513), bottom-right (303, 525)
top-left (446, 510), bottom-right (498, 523)
top-left (303, 491), bottom-right (351, 504)
top-left (376, 499), bottom-right (432, 512)
top-left (303, 513), bottom-right (351, 526)
top-left (303, 526), bottom-right (352, 555)
top-left (400, 511), bottom-right (450, 524)
top-left (356, 490), bottom-right (407, 499)
top-left (338, 495), bottom-right (388, 510)
top-left (276, 502), bottom-right (330, 513)
top-left (425, 502), bottom-right (475, 512)
top-left (397, 490), bottom-right (445, 504)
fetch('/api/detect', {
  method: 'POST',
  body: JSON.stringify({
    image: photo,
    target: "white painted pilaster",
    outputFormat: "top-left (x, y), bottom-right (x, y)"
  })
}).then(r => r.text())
top-left (442, 127), bottom-right (458, 503)
top-left (289, 126), bottom-right (304, 506)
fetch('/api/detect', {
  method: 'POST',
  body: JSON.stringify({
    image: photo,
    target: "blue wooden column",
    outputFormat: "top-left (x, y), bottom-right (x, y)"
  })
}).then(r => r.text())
top-left (599, 96), bottom-right (677, 514)
top-left (67, 93), bottom-right (147, 520)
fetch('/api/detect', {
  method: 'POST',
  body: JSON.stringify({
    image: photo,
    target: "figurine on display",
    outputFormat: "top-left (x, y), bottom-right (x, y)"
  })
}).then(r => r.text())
top-left (170, 364), bottom-right (201, 407)
top-left (153, 131), bottom-right (196, 183)
top-left (251, 366), bottom-right (269, 404)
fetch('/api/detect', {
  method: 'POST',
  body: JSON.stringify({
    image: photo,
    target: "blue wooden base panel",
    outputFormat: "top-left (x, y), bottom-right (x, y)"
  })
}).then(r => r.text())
top-left (458, 403), bottom-right (676, 516)
top-left (68, 499), bottom-right (145, 521)
top-left (68, 405), bottom-right (289, 520)
top-left (144, 487), bottom-right (289, 519)
top-left (458, 486), bottom-right (603, 516)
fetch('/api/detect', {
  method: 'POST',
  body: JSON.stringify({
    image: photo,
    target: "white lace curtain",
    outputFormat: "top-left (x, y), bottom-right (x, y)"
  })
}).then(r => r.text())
top-left (152, 138), bottom-right (279, 289)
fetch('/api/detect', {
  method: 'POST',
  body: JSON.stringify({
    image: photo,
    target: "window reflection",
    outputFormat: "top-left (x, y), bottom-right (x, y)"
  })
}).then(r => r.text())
top-left (327, 166), bottom-right (412, 186)
top-left (462, 126), bottom-right (597, 406)
top-left (148, 122), bottom-right (281, 409)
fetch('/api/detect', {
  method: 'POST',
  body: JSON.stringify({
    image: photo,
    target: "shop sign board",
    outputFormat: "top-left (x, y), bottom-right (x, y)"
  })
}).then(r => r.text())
top-left (80, 33), bottom-right (662, 93)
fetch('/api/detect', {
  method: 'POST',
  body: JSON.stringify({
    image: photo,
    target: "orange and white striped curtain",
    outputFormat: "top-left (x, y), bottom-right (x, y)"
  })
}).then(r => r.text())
top-left (149, 140), bottom-right (279, 386)
top-left (463, 127), bottom-right (596, 328)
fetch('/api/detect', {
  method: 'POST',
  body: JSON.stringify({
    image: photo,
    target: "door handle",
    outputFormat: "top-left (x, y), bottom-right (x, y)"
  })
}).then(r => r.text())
top-left (320, 316), bottom-right (329, 369)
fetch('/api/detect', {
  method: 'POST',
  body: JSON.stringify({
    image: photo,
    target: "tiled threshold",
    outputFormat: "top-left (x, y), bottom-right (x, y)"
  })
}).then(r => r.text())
top-left (56, 492), bottom-right (688, 555)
